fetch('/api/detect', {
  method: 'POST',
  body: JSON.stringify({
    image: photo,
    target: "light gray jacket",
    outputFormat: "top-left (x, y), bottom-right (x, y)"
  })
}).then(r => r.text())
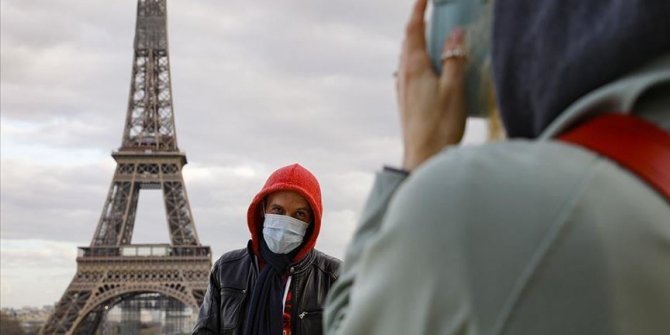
top-left (324, 58), bottom-right (670, 334)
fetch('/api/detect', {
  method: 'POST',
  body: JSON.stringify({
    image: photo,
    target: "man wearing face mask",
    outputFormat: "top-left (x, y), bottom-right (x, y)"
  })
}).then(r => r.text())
top-left (193, 163), bottom-right (341, 335)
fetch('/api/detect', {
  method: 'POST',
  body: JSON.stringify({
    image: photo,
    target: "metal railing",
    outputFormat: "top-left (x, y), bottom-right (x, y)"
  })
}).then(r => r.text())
top-left (78, 244), bottom-right (211, 258)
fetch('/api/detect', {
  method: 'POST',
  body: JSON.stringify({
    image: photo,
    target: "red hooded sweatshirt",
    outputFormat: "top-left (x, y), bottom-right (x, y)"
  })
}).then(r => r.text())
top-left (246, 163), bottom-right (322, 263)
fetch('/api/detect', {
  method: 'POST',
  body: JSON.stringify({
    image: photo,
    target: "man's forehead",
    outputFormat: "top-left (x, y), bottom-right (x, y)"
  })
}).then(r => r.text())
top-left (266, 190), bottom-right (309, 206)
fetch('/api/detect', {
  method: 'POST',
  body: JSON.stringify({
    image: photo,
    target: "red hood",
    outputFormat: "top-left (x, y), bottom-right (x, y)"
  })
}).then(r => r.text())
top-left (247, 163), bottom-right (322, 262)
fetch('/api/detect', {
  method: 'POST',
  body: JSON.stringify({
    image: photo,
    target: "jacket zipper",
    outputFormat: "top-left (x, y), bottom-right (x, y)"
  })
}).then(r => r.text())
top-left (298, 310), bottom-right (321, 319)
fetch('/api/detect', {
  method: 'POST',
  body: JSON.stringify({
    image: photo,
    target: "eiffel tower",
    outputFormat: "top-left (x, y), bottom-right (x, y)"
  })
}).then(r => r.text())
top-left (42, 1), bottom-right (211, 333)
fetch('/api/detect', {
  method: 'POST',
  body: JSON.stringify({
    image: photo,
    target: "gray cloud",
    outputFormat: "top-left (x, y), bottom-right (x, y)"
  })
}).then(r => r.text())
top-left (0, 0), bottom-right (487, 308)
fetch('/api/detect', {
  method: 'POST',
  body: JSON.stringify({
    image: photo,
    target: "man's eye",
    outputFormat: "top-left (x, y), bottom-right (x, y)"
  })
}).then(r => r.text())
top-left (270, 207), bottom-right (282, 214)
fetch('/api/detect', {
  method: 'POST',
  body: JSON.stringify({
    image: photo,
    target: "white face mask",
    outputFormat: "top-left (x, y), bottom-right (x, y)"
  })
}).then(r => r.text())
top-left (262, 214), bottom-right (309, 254)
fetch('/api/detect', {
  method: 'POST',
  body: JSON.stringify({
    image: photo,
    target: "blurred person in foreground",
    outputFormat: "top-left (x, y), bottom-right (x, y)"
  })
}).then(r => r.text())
top-left (325, 0), bottom-right (670, 334)
top-left (194, 164), bottom-right (340, 335)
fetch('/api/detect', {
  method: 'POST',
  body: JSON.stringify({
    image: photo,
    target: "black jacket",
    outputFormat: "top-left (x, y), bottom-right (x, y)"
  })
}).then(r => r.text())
top-left (193, 243), bottom-right (341, 335)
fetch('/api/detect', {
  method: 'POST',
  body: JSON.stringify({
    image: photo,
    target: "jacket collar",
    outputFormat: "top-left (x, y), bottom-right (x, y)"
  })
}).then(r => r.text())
top-left (246, 240), bottom-right (315, 274)
top-left (540, 55), bottom-right (670, 139)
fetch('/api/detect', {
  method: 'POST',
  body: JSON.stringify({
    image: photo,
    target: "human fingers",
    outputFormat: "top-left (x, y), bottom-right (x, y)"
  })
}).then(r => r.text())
top-left (439, 27), bottom-right (467, 90)
top-left (441, 28), bottom-right (468, 145)
top-left (403, 0), bottom-right (428, 59)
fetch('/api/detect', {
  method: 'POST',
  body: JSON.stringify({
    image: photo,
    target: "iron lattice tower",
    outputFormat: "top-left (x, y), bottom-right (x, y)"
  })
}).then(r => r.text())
top-left (42, 1), bottom-right (211, 333)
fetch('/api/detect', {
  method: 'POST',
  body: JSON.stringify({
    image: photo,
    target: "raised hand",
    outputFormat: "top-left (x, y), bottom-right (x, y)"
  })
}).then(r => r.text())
top-left (396, 0), bottom-right (467, 171)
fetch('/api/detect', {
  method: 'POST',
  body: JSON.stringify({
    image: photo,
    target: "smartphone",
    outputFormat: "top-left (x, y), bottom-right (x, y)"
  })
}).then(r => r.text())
top-left (427, 0), bottom-right (492, 118)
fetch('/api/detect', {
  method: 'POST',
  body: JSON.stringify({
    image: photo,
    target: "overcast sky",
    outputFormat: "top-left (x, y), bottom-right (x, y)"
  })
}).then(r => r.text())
top-left (0, 0), bottom-right (487, 308)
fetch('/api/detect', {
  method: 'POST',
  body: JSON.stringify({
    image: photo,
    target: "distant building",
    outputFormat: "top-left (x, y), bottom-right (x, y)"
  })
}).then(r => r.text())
top-left (1, 306), bottom-right (53, 334)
